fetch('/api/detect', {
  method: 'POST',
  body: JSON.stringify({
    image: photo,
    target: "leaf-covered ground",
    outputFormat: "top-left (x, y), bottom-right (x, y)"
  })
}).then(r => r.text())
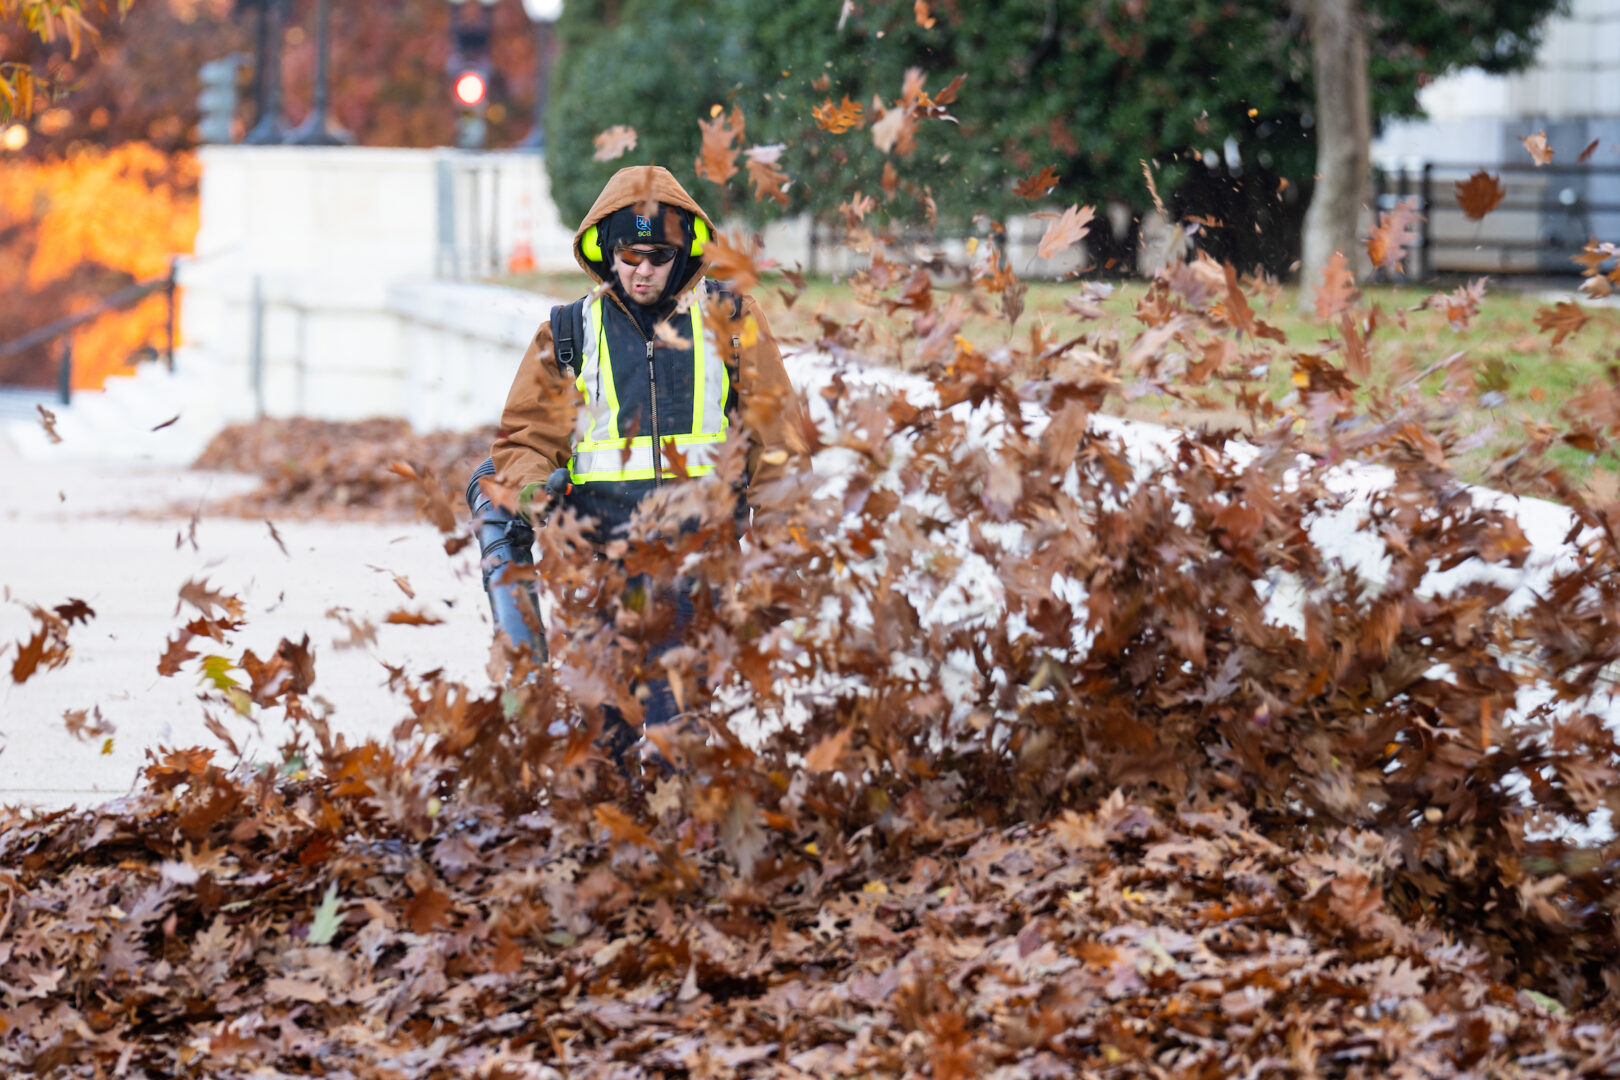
top-left (2, 748), bottom-right (1615, 1079)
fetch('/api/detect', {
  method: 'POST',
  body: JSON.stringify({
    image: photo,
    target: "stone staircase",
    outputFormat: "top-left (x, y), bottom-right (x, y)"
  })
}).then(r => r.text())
top-left (2, 347), bottom-right (240, 465)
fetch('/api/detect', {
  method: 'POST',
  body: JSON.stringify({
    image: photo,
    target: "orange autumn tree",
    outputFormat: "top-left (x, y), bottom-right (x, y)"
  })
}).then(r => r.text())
top-left (0, 142), bottom-right (196, 389)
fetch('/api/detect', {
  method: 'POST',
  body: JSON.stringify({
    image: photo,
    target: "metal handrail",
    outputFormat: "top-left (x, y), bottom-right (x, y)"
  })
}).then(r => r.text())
top-left (0, 262), bottom-right (177, 361)
top-left (0, 258), bottom-right (179, 405)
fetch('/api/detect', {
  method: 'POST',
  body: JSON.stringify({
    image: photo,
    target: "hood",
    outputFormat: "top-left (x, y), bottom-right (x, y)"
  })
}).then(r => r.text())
top-left (574, 165), bottom-right (716, 294)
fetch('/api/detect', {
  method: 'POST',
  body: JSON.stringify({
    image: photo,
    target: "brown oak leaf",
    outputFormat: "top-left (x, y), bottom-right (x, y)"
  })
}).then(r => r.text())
top-left (1523, 130), bottom-right (1553, 165)
top-left (1534, 301), bottom-right (1589, 346)
top-left (1013, 166), bottom-right (1061, 200)
top-left (403, 884), bottom-right (454, 933)
top-left (1034, 204), bottom-right (1094, 260)
top-left (702, 229), bottom-right (760, 294)
top-left (744, 144), bottom-right (791, 206)
top-left (695, 105), bottom-right (744, 186)
top-left (1314, 251), bottom-right (1358, 320)
top-left (1454, 171), bottom-right (1505, 221)
top-left (1366, 198), bottom-right (1421, 271)
top-left (811, 95), bottom-right (863, 134)
top-left (1423, 277), bottom-right (1488, 330)
top-left (592, 124), bottom-right (637, 162)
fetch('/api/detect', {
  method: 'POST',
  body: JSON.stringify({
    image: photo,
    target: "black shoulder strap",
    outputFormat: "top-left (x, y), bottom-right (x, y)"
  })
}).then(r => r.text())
top-left (549, 298), bottom-right (587, 376)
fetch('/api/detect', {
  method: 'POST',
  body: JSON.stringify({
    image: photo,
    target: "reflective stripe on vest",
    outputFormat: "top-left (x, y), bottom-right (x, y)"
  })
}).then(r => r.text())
top-left (569, 286), bottom-right (730, 485)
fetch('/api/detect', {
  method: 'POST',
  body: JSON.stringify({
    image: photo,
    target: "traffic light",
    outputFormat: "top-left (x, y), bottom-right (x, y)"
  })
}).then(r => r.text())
top-left (452, 69), bottom-right (488, 109)
top-left (197, 55), bottom-right (246, 144)
top-left (447, 0), bottom-right (496, 148)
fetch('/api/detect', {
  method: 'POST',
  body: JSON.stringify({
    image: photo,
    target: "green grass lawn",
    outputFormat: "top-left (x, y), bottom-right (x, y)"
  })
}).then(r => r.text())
top-left (501, 267), bottom-right (1618, 492)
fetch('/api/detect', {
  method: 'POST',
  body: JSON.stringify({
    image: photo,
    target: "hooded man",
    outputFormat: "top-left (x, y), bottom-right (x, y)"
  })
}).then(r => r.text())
top-left (492, 165), bottom-right (801, 541)
top-left (484, 165), bottom-right (803, 766)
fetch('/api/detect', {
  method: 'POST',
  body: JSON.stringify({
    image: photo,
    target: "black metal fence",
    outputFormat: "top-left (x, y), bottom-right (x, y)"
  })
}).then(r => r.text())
top-left (0, 259), bottom-right (180, 407)
top-left (1375, 162), bottom-right (1620, 280)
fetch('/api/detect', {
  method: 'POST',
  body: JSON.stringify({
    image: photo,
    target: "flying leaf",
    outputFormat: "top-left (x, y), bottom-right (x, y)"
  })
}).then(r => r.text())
top-left (1034, 204), bottom-right (1094, 260)
top-left (880, 161), bottom-right (899, 200)
top-left (592, 125), bottom-right (637, 162)
top-left (744, 144), bottom-right (792, 206)
top-left (1313, 251), bottom-right (1358, 320)
top-left (1522, 130), bottom-right (1553, 166)
top-left (157, 631), bottom-right (198, 676)
top-left (913, 0), bottom-right (935, 28)
top-left (177, 579), bottom-right (244, 621)
top-left (1341, 311), bottom-right (1371, 380)
top-left (812, 96), bottom-right (863, 134)
top-left (62, 705), bottom-right (113, 742)
top-left (1454, 171), bottom-right (1505, 221)
top-left (150, 414), bottom-right (179, 432)
top-left (1366, 197), bottom-right (1421, 271)
top-left (870, 103), bottom-right (914, 157)
top-left (1013, 166), bottom-right (1061, 200)
top-left (1534, 301), bottom-right (1589, 346)
top-left (702, 229), bottom-right (760, 294)
top-left (1425, 277), bottom-right (1488, 330)
top-left (1141, 160), bottom-right (1167, 218)
top-left (10, 626), bottom-right (49, 683)
top-left (383, 609), bottom-right (445, 626)
top-left (36, 403), bottom-right (61, 444)
top-left (199, 654), bottom-right (241, 692)
top-left (1578, 138), bottom-right (1600, 164)
top-left (1217, 262), bottom-right (1287, 342)
top-left (54, 598), bottom-right (94, 625)
top-left (265, 519), bottom-right (288, 557)
top-left (695, 105), bottom-right (745, 186)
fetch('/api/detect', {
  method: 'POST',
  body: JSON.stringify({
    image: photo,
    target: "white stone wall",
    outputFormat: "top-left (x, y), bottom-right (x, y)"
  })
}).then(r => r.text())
top-left (388, 280), bottom-right (555, 434)
top-left (177, 146), bottom-right (576, 430)
top-left (1373, 0), bottom-right (1620, 170)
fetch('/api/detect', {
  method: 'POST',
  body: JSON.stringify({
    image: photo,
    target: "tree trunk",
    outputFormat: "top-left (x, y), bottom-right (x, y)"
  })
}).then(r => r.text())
top-left (1295, 0), bottom-right (1371, 309)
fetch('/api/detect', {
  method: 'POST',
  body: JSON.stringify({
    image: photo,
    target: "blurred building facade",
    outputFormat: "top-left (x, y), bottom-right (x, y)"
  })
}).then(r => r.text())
top-left (1372, 0), bottom-right (1620, 273)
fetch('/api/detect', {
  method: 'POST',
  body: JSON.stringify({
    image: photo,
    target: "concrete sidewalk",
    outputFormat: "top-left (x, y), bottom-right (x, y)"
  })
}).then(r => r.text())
top-left (0, 434), bottom-right (496, 811)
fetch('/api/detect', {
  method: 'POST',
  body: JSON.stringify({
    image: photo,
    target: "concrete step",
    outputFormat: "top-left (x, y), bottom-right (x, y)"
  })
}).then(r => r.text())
top-left (0, 387), bottom-right (61, 422)
top-left (3, 352), bottom-right (232, 464)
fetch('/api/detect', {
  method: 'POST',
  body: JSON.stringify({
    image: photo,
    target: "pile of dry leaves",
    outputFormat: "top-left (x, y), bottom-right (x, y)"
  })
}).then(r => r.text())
top-left (2, 743), bottom-right (1611, 1078)
top-left (193, 417), bottom-right (497, 521)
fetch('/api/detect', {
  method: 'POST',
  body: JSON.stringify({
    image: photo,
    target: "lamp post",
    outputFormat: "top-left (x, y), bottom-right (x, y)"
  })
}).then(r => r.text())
top-left (242, 0), bottom-right (286, 145)
top-left (288, 0), bottom-right (345, 145)
top-left (516, 0), bottom-right (563, 151)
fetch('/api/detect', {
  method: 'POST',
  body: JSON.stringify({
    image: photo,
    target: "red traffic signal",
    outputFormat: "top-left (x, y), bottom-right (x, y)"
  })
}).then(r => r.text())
top-left (452, 70), bottom-right (488, 108)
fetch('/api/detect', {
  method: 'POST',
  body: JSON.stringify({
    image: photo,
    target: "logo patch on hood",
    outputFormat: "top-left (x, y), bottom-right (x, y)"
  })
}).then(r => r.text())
top-left (635, 214), bottom-right (652, 236)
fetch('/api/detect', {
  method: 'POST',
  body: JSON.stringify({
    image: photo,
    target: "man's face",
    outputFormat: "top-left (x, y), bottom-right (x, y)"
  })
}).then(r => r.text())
top-left (612, 244), bottom-right (678, 306)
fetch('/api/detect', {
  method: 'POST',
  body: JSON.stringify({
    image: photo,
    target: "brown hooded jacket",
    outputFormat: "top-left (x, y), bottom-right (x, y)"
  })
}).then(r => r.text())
top-left (492, 165), bottom-right (803, 530)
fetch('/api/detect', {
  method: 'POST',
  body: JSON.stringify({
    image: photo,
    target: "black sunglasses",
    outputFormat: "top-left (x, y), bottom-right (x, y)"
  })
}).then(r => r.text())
top-left (615, 244), bottom-right (679, 267)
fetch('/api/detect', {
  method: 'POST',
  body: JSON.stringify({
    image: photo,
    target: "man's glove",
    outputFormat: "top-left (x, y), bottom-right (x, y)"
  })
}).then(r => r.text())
top-left (521, 467), bottom-right (575, 527)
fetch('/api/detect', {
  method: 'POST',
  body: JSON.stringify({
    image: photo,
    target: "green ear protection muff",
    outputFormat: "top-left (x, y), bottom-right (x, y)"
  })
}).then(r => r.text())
top-left (583, 214), bottom-right (709, 262)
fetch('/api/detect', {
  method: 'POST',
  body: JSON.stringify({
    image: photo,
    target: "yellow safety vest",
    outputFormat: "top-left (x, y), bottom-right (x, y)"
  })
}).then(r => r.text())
top-left (567, 287), bottom-right (732, 485)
